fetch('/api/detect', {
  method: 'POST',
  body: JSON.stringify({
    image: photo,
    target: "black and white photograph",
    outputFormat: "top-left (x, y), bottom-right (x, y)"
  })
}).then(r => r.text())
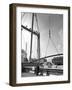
top-left (21, 13), bottom-right (63, 77)
top-left (9, 4), bottom-right (70, 86)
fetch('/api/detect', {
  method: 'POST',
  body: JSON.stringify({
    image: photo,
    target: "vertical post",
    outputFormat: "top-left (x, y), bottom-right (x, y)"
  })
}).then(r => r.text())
top-left (25, 42), bottom-right (27, 55)
top-left (49, 29), bottom-right (51, 39)
top-left (29, 13), bottom-right (34, 62)
top-left (37, 33), bottom-right (40, 59)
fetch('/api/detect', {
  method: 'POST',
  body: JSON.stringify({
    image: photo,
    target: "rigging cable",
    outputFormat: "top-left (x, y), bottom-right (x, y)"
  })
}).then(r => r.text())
top-left (45, 29), bottom-right (59, 57)
top-left (50, 38), bottom-right (59, 54)
top-left (35, 13), bottom-right (41, 59)
top-left (35, 14), bottom-right (40, 32)
top-left (45, 36), bottom-right (49, 56)
top-left (45, 15), bottom-right (59, 56)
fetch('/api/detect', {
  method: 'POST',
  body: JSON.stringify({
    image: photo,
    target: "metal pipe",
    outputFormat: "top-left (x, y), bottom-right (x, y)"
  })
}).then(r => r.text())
top-left (36, 53), bottom-right (63, 60)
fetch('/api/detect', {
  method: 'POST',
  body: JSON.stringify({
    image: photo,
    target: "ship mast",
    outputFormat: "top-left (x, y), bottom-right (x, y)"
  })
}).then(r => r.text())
top-left (29, 13), bottom-right (34, 62)
top-left (29, 13), bottom-right (40, 61)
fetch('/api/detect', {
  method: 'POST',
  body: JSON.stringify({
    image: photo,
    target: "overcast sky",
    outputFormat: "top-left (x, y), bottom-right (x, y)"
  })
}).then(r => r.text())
top-left (21, 13), bottom-right (63, 59)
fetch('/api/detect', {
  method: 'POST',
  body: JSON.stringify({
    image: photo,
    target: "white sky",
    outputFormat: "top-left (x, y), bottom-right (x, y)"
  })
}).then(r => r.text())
top-left (21, 13), bottom-right (63, 59)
